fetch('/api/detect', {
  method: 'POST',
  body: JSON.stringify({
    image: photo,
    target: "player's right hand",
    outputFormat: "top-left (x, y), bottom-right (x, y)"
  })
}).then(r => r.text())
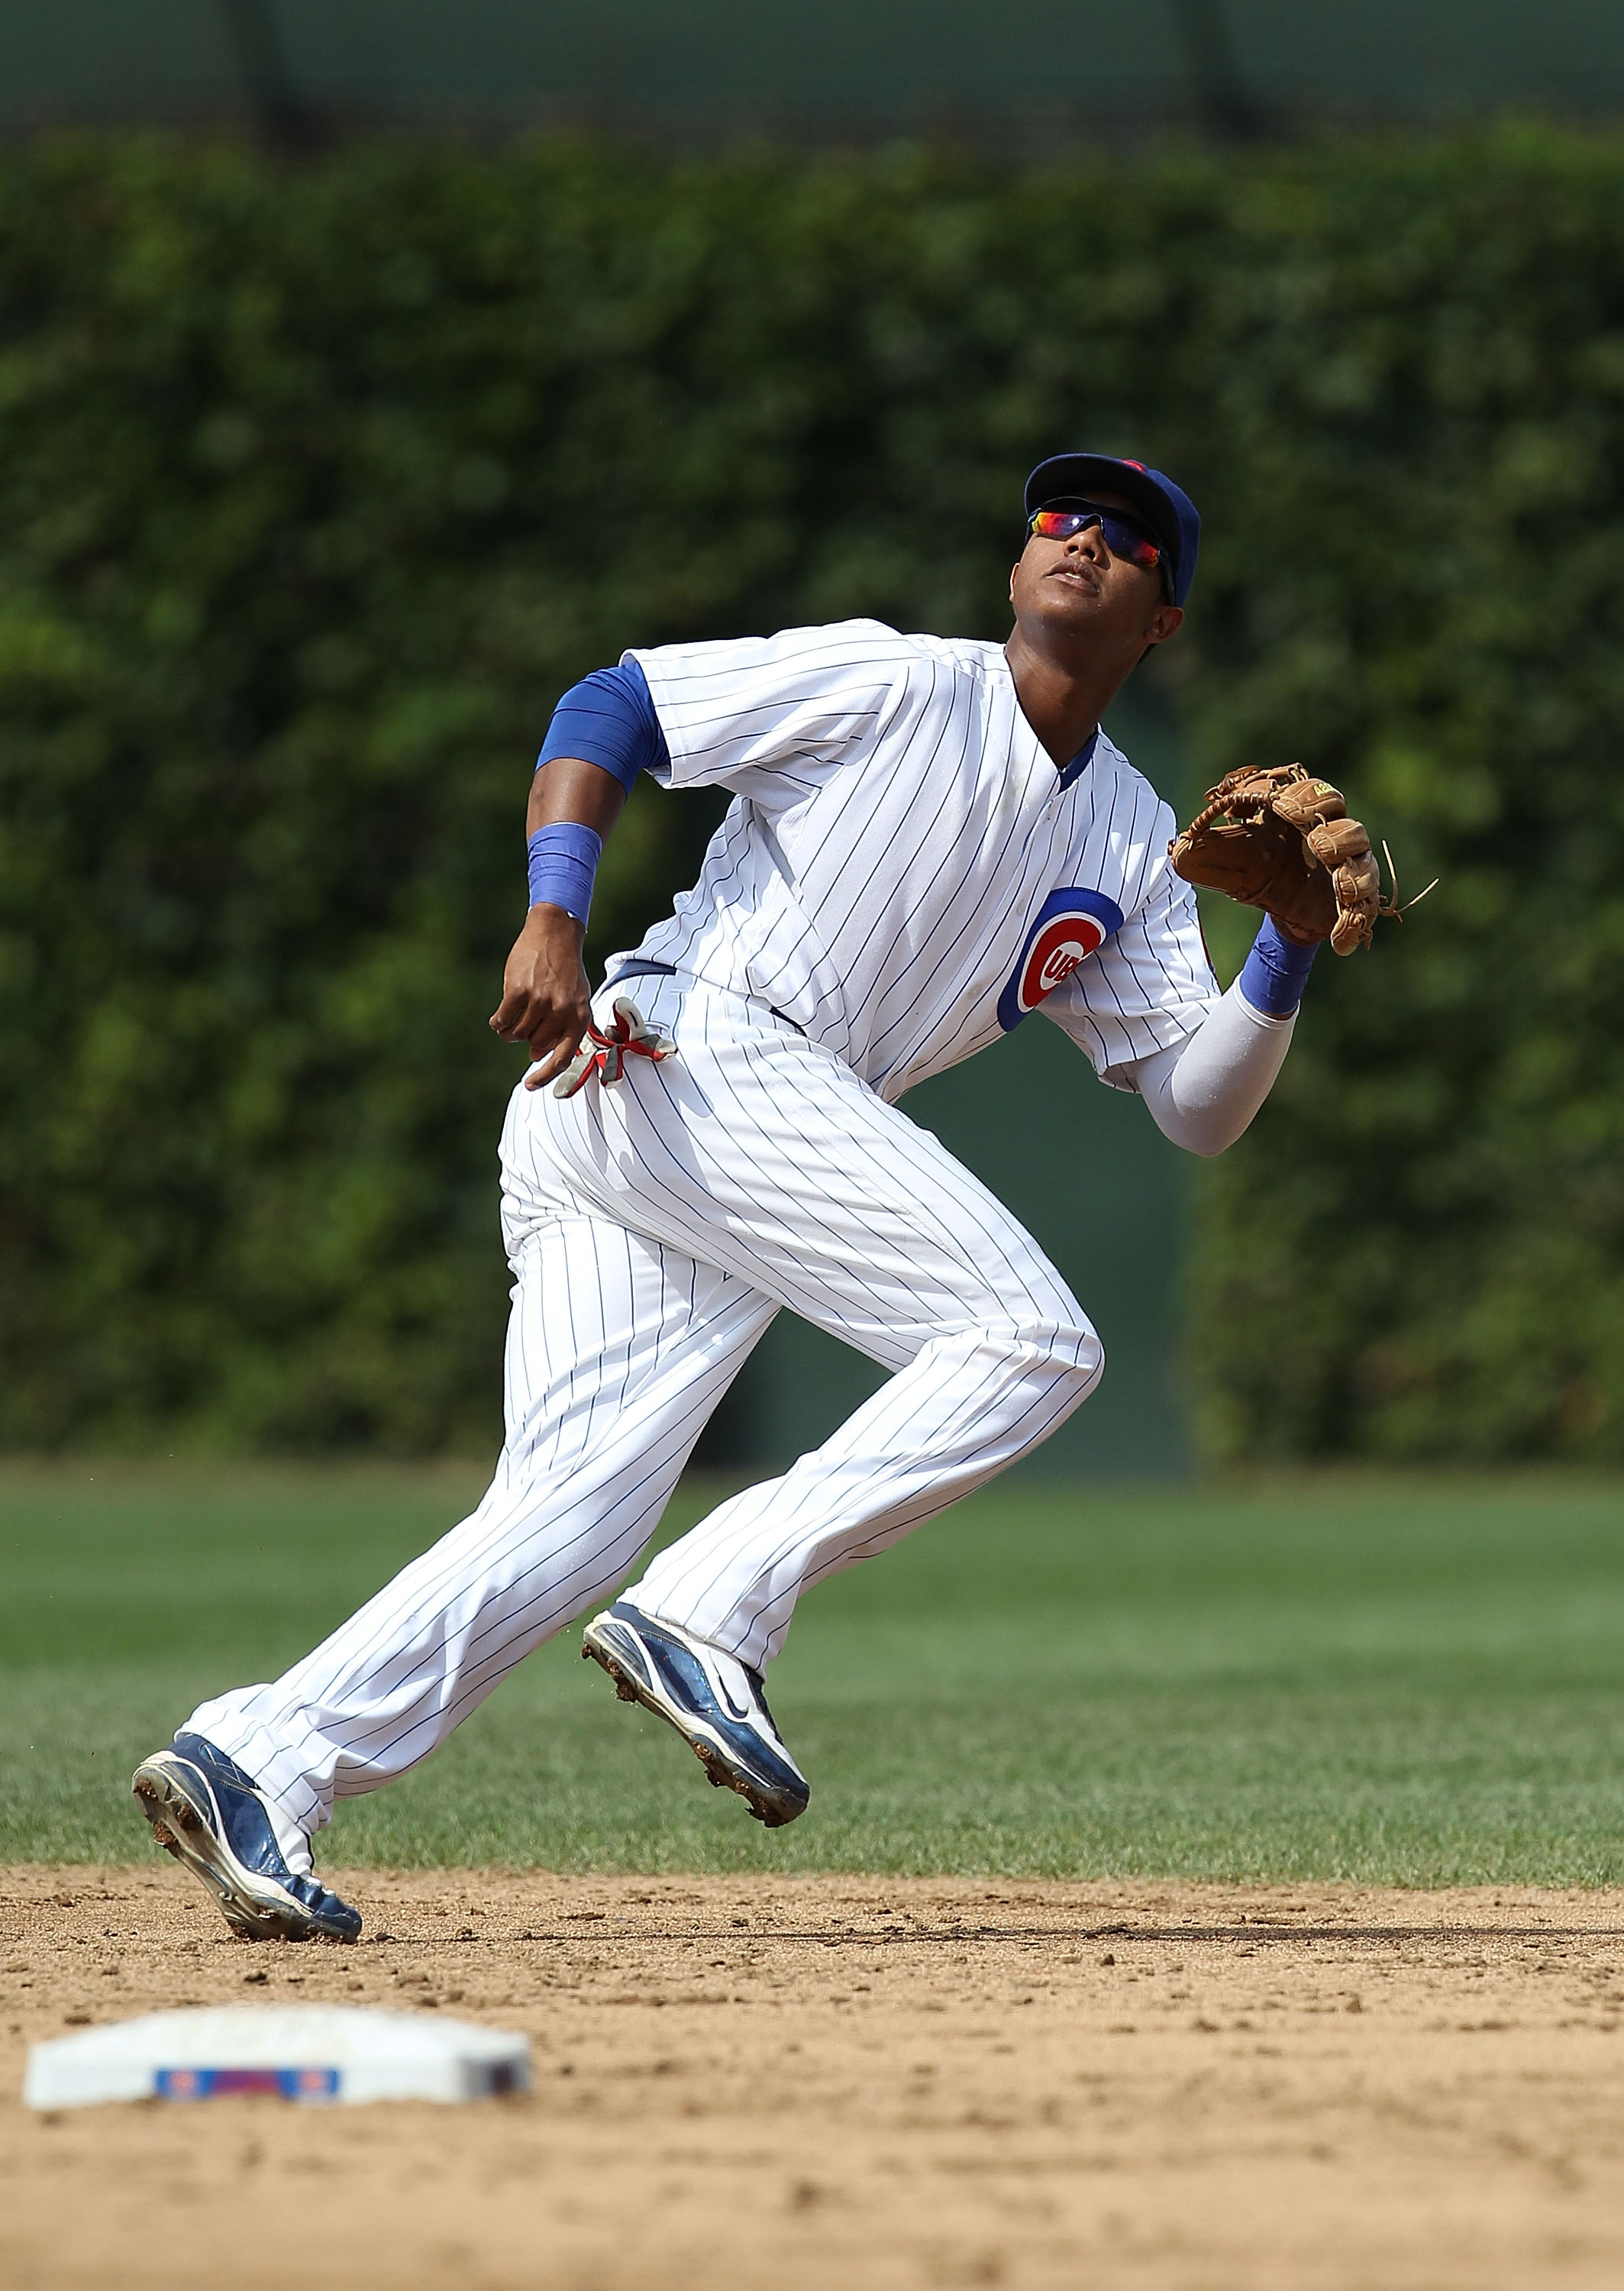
top-left (489, 905), bottom-right (593, 1089)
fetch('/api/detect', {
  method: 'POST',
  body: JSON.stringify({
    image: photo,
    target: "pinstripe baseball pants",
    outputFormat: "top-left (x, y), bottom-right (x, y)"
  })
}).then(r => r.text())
top-left (189, 976), bottom-right (1103, 1849)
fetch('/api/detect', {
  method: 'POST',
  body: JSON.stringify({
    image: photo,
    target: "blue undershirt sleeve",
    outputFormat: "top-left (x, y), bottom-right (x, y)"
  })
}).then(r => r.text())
top-left (535, 660), bottom-right (670, 794)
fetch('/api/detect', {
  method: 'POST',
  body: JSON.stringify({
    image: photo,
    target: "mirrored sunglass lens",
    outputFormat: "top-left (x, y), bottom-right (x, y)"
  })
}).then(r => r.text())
top-left (1101, 518), bottom-right (1162, 570)
top-left (1031, 509), bottom-right (1086, 538)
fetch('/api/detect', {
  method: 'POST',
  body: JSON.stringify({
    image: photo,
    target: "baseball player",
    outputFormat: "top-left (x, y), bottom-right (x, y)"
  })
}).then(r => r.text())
top-left (132, 454), bottom-right (1382, 1941)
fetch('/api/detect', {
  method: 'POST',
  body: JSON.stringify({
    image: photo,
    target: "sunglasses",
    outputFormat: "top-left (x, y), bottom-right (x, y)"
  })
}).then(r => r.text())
top-left (1028, 502), bottom-right (1169, 590)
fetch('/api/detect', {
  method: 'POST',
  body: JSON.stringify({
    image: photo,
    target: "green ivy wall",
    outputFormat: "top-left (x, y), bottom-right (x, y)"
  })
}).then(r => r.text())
top-left (3, 131), bottom-right (1622, 1459)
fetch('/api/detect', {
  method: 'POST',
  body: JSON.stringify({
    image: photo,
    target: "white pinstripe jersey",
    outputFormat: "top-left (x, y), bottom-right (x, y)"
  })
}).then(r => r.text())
top-left (615, 619), bottom-right (1219, 1103)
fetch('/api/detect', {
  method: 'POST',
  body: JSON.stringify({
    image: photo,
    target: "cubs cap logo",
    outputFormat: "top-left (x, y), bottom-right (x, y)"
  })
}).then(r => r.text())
top-left (997, 887), bottom-right (1125, 1032)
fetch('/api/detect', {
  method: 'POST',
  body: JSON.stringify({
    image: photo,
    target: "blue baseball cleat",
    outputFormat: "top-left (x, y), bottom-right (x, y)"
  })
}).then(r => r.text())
top-left (131, 1734), bottom-right (360, 1944)
top-left (581, 1601), bottom-right (810, 1828)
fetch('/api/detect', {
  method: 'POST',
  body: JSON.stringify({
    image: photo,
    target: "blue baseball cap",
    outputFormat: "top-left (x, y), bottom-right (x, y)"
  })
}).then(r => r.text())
top-left (1023, 454), bottom-right (1201, 606)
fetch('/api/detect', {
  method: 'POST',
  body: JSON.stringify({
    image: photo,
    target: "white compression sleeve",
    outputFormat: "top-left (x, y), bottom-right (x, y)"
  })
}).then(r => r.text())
top-left (1124, 980), bottom-right (1296, 1157)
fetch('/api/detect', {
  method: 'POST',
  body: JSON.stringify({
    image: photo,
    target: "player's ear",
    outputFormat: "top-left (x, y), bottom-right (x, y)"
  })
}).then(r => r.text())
top-left (1143, 603), bottom-right (1184, 649)
top-left (1009, 564), bottom-right (1022, 606)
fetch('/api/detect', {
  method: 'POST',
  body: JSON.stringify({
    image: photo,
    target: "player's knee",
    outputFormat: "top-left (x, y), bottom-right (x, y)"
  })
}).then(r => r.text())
top-left (1042, 1317), bottom-right (1106, 1411)
top-left (963, 1314), bottom-right (1101, 1459)
top-left (1019, 1274), bottom-right (1101, 1382)
top-left (987, 1304), bottom-right (1104, 1406)
top-left (918, 1271), bottom-right (1102, 1405)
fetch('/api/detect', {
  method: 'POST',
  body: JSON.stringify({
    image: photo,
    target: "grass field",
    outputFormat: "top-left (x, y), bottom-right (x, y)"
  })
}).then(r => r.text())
top-left (3, 1462), bottom-right (1624, 1884)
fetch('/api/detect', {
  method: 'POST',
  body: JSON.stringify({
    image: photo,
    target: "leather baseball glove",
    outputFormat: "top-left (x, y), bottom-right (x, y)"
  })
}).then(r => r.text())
top-left (1170, 764), bottom-right (1394, 955)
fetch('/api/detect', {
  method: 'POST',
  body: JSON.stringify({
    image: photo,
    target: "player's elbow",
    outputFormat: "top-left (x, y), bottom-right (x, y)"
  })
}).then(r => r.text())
top-left (1152, 1099), bottom-right (1262, 1157)
top-left (1173, 1126), bottom-right (1241, 1159)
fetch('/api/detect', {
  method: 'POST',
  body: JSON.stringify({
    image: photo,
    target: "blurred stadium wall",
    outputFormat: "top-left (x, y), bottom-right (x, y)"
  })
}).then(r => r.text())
top-left (5, 2), bottom-right (1624, 146)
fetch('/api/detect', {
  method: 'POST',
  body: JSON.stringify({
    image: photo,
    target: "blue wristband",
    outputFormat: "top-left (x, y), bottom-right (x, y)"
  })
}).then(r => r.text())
top-left (1237, 913), bottom-right (1319, 1017)
top-left (527, 820), bottom-right (602, 926)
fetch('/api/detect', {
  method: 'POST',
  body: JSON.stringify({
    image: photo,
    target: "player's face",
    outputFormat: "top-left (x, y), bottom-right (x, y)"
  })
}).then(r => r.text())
top-left (1008, 490), bottom-right (1183, 663)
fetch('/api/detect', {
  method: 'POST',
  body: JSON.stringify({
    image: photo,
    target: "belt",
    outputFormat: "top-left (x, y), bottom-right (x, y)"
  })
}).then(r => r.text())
top-left (605, 959), bottom-right (808, 1037)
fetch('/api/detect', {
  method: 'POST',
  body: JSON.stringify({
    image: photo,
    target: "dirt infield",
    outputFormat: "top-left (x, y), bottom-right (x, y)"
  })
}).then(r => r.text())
top-left (5, 1867), bottom-right (1624, 2289)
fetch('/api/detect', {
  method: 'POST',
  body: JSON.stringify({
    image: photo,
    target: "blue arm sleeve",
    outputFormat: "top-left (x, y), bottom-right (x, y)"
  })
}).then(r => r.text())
top-left (1236, 913), bottom-right (1320, 1017)
top-left (535, 660), bottom-right (670, 794)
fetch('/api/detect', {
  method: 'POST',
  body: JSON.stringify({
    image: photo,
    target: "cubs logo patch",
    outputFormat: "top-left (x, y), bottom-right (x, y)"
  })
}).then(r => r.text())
top-left (996, 887), bottom-right (1125, 1032)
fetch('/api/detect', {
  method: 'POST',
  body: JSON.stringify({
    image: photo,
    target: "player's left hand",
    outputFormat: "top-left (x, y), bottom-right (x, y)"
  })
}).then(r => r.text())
top-left (489, 905), bottom-right (593, 1087)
